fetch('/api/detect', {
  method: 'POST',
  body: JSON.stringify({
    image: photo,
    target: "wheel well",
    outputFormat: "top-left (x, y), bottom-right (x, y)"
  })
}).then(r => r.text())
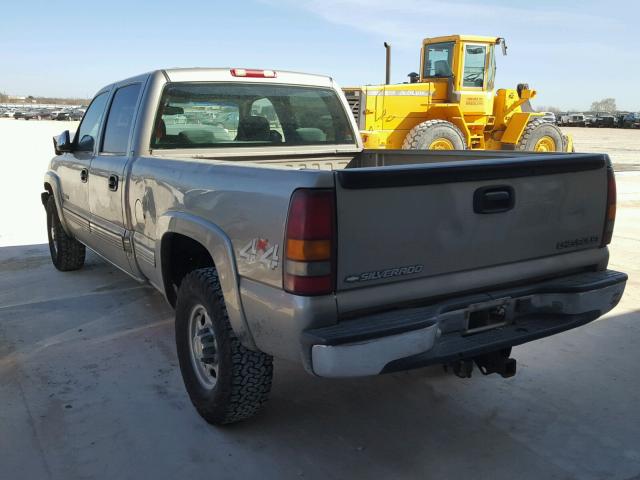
top-left (161, 233), bottom-right (215, 307)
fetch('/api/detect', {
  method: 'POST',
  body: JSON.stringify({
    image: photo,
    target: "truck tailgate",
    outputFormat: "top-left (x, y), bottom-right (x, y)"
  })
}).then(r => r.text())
top-left (334, 154), bottom-right (609, 307)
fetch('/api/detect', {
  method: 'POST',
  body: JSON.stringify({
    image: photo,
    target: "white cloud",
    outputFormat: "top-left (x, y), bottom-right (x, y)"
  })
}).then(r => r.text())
top-left (264, 0), bottom-right (621, 48)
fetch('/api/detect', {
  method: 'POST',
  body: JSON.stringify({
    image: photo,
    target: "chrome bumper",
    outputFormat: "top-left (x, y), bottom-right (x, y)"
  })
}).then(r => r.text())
top-left (307, 270), bottom-right (627, 377)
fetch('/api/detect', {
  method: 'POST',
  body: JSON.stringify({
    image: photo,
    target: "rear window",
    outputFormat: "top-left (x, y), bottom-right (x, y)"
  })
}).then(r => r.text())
top-left (151, 83), bottom-right (356, 149)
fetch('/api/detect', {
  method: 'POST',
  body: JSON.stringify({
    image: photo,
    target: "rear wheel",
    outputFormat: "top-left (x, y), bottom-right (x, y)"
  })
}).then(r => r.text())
top-left (175, 268), bottom-right (273, 425)
top-left (402, 120), bottom-right (466, 150)
top-left (517, 118), bottom-right (564, 152)
top-left (46, 195), bottom-right (85, 271)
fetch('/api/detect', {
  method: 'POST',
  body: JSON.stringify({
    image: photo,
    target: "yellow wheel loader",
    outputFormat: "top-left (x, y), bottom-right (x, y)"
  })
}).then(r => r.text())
top-left (343, 35), bottom-right (573, 152)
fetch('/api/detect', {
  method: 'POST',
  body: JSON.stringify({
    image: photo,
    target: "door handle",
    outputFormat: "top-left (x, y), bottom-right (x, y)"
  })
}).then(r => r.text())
top-left (108, 174), bottom-right (119, 192)
top-left (473, 185), bottom-right (515, 214)
top-left (80, 168), bottom-right (88, 183)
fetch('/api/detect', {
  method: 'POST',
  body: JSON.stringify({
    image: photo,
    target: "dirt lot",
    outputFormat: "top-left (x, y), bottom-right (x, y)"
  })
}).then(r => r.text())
top-left (562, 126), bottom-right (640, 170)
top-left (1, 120), bottom-right (639, 480)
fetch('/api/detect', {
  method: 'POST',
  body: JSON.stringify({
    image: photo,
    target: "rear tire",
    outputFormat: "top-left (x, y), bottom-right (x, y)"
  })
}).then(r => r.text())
top-left (402, 120), bottom-right (466, 150)
top-left (46, 195), bottom-right (86, 271)
top-left (517, 118), bottom-right (564, 152)
top-left (175, 268), bottom-right (273, 425)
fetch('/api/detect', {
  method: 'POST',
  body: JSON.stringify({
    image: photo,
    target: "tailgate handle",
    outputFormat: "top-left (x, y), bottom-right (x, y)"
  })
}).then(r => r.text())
top-left (474, 186), bottom-right (515, 214)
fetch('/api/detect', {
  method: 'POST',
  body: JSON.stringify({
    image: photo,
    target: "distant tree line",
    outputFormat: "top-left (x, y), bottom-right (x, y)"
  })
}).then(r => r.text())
top-left (538, 98), bottom-right (624, 114)
top-left (590, 98), bottom-right (617, 113)
top-left (0, 90), bottom-right (90, 105)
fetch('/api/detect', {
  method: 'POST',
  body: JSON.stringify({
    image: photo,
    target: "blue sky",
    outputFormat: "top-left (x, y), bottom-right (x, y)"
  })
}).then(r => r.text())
top-left (1, 0), bottom-right (638, 110)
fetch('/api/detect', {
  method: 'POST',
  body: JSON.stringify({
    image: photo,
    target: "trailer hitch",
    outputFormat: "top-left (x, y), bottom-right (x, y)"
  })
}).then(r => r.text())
top-left (474, 348), bottom-right (517, 378)
top-left (445, 348), bottom-right (516, 379)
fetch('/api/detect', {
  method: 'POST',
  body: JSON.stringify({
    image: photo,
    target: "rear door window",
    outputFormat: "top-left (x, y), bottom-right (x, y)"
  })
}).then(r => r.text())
top-left (101, 84), bottom-right (141, 154)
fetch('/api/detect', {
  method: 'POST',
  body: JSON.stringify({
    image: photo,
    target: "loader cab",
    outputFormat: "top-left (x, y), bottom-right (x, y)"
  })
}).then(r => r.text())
top-left (419, 35), bottom-right (499, 115)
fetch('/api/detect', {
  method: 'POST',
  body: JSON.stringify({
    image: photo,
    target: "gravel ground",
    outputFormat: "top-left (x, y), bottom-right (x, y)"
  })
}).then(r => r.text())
top-left (562, 126), bottom-right (640, 170)
top-left (1, 119), bottom-right (639, 480)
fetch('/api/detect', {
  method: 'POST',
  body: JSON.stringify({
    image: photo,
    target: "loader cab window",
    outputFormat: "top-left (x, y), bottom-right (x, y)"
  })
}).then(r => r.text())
top-left (486, 45), bottom-right (496, 90)
top-left (462, 44), bottom-right (487, 88)
top-left (423, 42), bottom-right (454, 78)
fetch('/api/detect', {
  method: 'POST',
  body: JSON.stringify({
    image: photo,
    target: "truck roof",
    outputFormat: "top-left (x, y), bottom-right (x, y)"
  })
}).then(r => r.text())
top-left (162, 68), bottom-right (335, 88)
top-left (96, 68), bottom-right (338, 96)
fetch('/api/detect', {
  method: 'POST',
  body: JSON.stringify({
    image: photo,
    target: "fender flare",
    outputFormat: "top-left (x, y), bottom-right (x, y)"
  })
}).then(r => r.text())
top-left (423, 104), bottom-right (471, 147)
top-left (43, 171), bottom-right (72, 236)
top-left (156, 211), bottom-right (257, 351)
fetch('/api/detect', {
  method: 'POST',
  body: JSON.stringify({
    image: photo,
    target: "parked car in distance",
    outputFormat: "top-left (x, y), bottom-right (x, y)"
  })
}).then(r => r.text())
top-left (69, 110), bottom-right (84, 121)
top-left (22, 110), bottom-right (42, 120)
top-left (559, 113), bottom-right (586, 127)
top-left (540, 112), bottom-right (556, 124)
top-left (37, 109), bottom-right (54, 120)
top-left (621, 112), bottom-right (640, 129)
top-left (43, 67), bottom-right (626, 425)
top-left (589, 114), bottom-right (616, 128)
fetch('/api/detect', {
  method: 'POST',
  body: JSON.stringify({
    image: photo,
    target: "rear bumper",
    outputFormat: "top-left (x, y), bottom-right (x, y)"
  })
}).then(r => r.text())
top-left (304, 270), bottom-right (627, 377)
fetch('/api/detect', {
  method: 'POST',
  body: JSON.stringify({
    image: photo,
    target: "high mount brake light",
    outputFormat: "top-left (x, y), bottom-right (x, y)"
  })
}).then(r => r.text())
top-left (284, 189), bottom-right (336, 296)
top-left (602, 166), bottom-right (616, 247)
top-left (230, 68), bottom-right (277, 78)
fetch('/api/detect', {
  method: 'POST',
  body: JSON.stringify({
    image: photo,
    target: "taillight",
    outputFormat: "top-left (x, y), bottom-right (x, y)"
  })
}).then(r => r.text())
top-left (230, 68), bottom-right (277, 78)
top-left (284, 189), bottom-right (335, 296)
top-left (602, 166), bottom-right (616, 247)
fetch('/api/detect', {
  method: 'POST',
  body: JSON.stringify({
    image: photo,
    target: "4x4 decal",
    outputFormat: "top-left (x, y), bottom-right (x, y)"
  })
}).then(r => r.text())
top-left (239, 238), bottom-right (280, 270)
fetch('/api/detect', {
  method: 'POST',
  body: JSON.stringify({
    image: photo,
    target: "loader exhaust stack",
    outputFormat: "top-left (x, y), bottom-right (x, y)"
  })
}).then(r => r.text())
top-left (384, 42), bottom-right (391, 85)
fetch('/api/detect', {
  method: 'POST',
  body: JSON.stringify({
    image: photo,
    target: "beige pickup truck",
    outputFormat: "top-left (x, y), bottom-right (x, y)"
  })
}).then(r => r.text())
top-left (43, 67), bottom-right (626, 424)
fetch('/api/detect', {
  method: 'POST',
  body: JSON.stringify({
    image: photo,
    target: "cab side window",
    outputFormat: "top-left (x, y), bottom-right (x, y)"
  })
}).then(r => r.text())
top-left (101, 84), bottom-right (141, 154)
top-left (462, 45), bottom-right (487, 88)
top-left (75, 92), bottom-right (109, 151)
top-left (424, 42), bottom-right (454, 78)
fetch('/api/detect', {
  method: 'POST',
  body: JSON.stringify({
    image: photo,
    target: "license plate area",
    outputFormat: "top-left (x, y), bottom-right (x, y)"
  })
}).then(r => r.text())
top-left (464, 298), bottom-right (514, 335)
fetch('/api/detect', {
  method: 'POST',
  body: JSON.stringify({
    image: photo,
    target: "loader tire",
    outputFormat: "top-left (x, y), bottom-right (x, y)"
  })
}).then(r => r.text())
top-left (402, 120), bottom-right (466, 150)
top-left (517, 118), bottom-right (564, 152)
top-left (46, 195), bottom-right (86, 271)
top-left (175, 268), bottom-right (273, 425)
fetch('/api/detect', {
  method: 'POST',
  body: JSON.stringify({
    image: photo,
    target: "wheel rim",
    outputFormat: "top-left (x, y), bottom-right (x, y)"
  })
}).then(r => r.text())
top-left (48, 211), bottom-right (58, 259)
top-left (188, 304), bottom-right (219, 390)
top-left (428, 138), bottom-right (455, 150)
top-left (533, 136), bottom-right (556, 152)
top-left (50, 223), bottom-right (57, 257)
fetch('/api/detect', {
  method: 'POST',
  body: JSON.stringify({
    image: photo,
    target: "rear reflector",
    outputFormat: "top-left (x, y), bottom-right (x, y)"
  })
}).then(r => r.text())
top-left (601, 166), bottom-right (617, 247)
top-left (230, 68), bottom-right (277, 78)
top-left (284, 189), bottom-right (335, 296)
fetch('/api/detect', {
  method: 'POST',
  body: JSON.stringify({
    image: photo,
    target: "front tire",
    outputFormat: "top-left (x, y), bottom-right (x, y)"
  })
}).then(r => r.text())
top-left (402, 119), bottom-right (466, 150)
top-left (46, 195), bottom-right (85, 271)
top-left (175, 268), bottom-right (273, 425)
top-left (517, 118), bottom-right (564, 152)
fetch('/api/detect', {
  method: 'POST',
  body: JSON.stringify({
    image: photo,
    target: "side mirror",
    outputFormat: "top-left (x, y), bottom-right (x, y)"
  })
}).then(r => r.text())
top-left (53, 130), bottom-right (73, 155)
top-left (496, 37), bottom-right (508, 56)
